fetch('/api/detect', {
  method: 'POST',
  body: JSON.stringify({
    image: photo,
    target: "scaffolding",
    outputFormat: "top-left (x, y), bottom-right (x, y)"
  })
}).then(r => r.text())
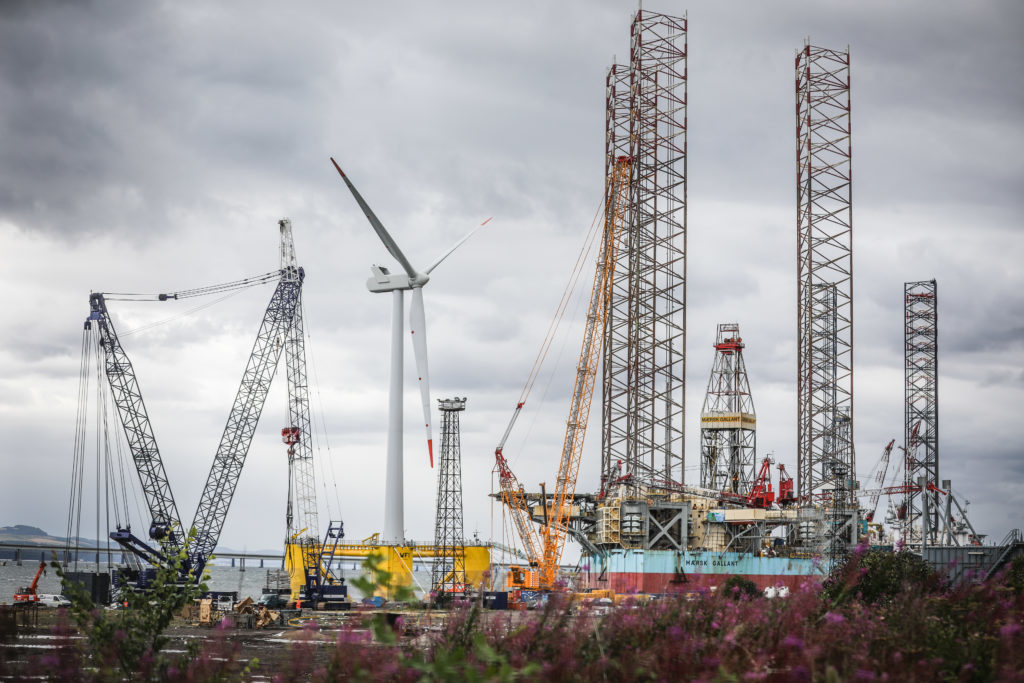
top-left (699, 324), bottom-right (756, 495)
top-left (431, 397), bottom-right (467, 597)
top-left (904, 280), bottom-right (939, 546)
top-left (602, 10), bottom-right (688, 494)
top-left (795, 42), bottom-right (854, 506)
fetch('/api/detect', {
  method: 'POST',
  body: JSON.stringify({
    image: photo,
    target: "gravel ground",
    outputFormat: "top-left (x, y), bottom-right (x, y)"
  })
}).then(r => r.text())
top-left (1, 605), bottom-right (463, 679)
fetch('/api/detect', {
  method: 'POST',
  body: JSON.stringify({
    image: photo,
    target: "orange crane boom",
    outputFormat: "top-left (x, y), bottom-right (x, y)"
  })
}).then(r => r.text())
top-left (538, 155), bottom-right (631, 587)
top-left (495, 156), bottom-right (632, 590)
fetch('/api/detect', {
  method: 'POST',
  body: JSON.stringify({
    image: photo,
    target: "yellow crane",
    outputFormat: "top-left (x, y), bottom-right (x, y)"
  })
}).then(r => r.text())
top-left (496, 155), bottom-right (632, 589)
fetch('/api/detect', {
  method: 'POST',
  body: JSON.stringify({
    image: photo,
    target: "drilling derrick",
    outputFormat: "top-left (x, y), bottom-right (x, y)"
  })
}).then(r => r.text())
top-left (603, 10), bottom-right (687, 493)
top-left (904, 280), bottom-right (939, 546)
top-left (700, 324), bottom-right (756, 495)
top-left (432, 397), bottom-right (467, 598)
top-left (280, 219), bottom-right (320, 549)
top-left (795, 42), bottom-right (855, 508)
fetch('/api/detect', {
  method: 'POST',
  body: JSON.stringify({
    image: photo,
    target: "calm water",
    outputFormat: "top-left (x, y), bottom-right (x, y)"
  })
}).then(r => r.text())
top-left (0, 560), bottom-right (437, 603)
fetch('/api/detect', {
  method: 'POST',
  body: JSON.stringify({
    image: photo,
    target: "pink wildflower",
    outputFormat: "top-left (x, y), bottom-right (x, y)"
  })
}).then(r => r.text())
top-left (1000, 622), bottom-right (1021, 639)
top-left (782, 634), bottom-right (803, 648)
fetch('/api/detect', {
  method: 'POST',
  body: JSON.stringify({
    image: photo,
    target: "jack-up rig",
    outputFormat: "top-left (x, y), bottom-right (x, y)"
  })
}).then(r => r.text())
top-left (488, 12), bottom-right (1013, 600)
top-left (493, 12), bottom-right (838, 597)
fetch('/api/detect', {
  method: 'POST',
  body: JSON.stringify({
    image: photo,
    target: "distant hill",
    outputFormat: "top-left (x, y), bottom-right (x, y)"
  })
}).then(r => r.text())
top-left (0, 525), bottom-right (49, 538)
top-left (0, 525), bottom-right (98, 547)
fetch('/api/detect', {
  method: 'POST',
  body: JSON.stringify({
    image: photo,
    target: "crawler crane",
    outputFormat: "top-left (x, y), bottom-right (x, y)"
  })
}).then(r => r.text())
top-left (497, 156), bottom-right (631, 590)
top-left (88, 265), bottom-right (304, 582)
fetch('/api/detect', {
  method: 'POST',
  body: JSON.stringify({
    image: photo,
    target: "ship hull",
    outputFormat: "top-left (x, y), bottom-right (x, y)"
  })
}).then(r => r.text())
top-left (579, 549), bottom-right (827, 594)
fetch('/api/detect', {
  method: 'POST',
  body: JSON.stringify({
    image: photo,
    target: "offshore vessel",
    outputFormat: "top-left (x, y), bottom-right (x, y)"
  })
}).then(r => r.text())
top-left (572, 471), bottom-right (837, 594)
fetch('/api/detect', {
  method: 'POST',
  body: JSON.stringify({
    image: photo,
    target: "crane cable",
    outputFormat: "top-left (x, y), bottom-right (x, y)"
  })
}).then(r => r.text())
top-left (119, 291), bottom-right (246, 338)
top-left (493, 181), bottom-right (611, 568)
top-left (504, 191), bottom-right (608, 468)
top-left (515, 199), bottom-right (606, 410)
top-left (66, 325), bottom-right (92, 572)
top-left (303, 304), bottom-right (345, 526)
top-left (101, 270), bottom-right (282, 302)
top-left (99, 271), bottom-right (283, 337)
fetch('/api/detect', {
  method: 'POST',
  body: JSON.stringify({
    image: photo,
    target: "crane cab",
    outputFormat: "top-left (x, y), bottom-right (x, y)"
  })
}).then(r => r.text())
top-left (507, 565), bottom-right (541, 590)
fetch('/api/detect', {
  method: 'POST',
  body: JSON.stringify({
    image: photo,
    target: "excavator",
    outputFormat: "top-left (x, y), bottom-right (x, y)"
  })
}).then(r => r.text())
top-left (13, 561), bottom-right (46, 604)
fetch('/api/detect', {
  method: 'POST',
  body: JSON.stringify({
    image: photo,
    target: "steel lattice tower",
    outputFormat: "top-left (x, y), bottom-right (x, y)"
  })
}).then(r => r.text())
top-left (432, 397), bottom-right (466, 598)
top-left (602, 10), bottom-right (687, 493)
top-left (700, 324), bottom-right (756, 494)
top-left (280, 219), bottom-right (319, 546)
top-left (795, 42), bottom-right (855, 505)
top-left (601, 60), bottom-right (632, 491)
top-left (827, 461), bottom-right (852, 568)
top-left (904, 280), bottom-right (939, 545)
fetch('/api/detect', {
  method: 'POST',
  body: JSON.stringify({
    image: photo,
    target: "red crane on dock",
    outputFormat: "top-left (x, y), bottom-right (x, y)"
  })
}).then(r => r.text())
top-left (13, 561), bottom-right (46, 604)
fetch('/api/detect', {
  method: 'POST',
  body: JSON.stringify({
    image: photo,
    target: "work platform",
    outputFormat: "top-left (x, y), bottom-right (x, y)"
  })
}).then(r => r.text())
top-left (284, 541), bottom-right (491, 600)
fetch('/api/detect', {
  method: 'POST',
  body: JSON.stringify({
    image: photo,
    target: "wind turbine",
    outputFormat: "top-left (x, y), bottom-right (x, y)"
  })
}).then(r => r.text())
top-left (331, 158), bottom-right (489, 544)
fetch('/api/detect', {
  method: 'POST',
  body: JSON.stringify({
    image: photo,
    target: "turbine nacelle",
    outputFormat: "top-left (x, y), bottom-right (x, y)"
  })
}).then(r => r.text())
top-left (366, 264), bottom-right (429, 293)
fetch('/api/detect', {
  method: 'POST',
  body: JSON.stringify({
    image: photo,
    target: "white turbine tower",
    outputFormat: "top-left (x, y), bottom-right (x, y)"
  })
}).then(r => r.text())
top-left (331, 158), bottom-right (488, 545)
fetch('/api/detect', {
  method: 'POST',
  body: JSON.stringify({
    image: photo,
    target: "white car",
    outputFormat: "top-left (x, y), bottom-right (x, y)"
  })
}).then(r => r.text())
top-left (37, 594), bottom-right (72, 609)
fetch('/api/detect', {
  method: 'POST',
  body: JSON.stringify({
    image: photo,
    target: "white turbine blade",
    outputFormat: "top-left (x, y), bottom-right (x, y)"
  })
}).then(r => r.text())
top-left (409, 286), bottom-right (434, 468)
top-left (424, 217), bottom-right (492, 275)
top-left (330, 158), bottom-right (418, 280)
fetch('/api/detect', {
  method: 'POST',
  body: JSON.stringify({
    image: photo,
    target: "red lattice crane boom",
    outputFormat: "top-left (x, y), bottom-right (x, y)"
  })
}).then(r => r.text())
top-left (494, 402), bottom-right (543, 572)
top-left (746, 457), bottom-right (776, 508)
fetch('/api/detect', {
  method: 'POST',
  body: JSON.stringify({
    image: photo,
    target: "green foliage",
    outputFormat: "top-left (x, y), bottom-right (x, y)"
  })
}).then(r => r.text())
top-left (58, 528), bottom-right (210, 679)
top-left (1004, 553), bottom-right (1024, 595)
top-left (332, 553), bottom-right (537, 681)
top-left (412, 632), bottom-right (541, 682)
top-left (348, 553), bottom-right (413, 647)
top-left (722, 574), bottom-right (761, 599)
top-left (348, 551), bottom-right (414, 606)
top-left (823, 548), bottom-right (942, 605)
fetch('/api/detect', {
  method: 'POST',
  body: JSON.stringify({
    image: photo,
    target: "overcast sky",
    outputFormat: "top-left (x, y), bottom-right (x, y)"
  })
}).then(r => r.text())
top-left (1, 1), bottom-right (1021, 558)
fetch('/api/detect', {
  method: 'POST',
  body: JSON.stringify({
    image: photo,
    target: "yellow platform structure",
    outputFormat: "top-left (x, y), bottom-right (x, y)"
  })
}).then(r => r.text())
top-left (285, 540), bottom-right (491, 601)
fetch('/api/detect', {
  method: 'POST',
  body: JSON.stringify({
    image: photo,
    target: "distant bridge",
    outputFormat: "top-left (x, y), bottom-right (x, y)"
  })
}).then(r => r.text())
top-left (0, 542), bottom-right (284, 567)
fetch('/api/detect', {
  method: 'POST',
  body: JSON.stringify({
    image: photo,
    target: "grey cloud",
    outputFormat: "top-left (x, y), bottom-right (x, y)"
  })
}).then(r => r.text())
top-left (2, 0), bottom-right (1022, 550)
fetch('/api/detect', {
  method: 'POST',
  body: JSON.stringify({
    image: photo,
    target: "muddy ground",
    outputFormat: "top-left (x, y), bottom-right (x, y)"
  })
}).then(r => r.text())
top-left (2, 605), bottom-right (532, 679)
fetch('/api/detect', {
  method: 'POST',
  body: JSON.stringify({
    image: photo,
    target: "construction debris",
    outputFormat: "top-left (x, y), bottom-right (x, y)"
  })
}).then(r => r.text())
top-left (234, 596), bottom-right (281, 629)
